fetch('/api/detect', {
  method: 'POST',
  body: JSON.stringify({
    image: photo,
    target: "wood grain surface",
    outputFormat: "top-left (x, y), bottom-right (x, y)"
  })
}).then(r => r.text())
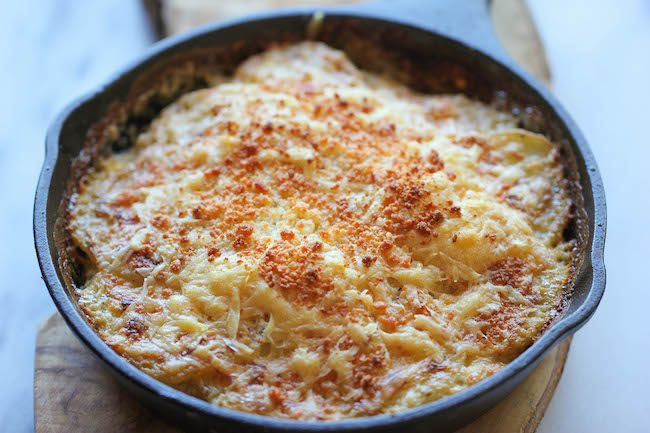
top-left (35, 1), bottom-right (563, 432)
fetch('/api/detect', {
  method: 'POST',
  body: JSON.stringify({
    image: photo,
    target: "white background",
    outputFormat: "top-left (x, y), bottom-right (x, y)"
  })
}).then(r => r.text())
top-left (0, 1), bottom-right (648, 432)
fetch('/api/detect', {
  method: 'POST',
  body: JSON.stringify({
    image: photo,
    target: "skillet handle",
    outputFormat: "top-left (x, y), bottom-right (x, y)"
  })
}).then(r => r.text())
top-left (344, 0), bottom-right (513, 65)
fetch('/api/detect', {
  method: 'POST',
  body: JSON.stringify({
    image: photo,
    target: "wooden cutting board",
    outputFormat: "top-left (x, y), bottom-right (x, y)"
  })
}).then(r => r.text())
top-left (35, 1), bottom-right (564, 432)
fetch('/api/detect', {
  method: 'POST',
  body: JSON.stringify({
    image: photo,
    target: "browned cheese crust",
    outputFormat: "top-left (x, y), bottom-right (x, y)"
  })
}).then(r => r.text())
top-left (67, 42), bottom-right (576, 419)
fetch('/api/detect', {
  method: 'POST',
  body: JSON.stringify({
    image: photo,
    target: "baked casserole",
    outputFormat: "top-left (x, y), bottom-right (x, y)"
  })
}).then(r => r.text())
top-left (65, 42), bottom-right (577, 420)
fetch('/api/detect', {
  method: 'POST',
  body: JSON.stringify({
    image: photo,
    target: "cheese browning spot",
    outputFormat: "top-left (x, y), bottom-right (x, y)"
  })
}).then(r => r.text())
top-left (67, 42), bottom-right (576, 420)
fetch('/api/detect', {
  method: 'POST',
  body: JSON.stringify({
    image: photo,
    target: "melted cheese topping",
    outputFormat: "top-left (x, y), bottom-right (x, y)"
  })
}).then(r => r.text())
top-left (68, 42), bottom-right (575, 420)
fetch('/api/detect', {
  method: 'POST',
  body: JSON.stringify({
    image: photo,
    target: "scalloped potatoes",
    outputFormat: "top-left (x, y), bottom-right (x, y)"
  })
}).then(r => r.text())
top-left (67, 42), bottom-right (575, 420)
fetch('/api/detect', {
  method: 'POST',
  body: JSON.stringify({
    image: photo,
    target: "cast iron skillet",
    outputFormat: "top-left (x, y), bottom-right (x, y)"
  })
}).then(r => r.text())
top-left (34, 0), bottom-right (606, 431)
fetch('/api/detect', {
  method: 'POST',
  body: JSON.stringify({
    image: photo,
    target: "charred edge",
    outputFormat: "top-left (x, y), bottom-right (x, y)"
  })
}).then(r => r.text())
top-left (562, 205), bottom-right (578, 243)
top-left (111, 75), bottom-right (211, 153)
top-left (315, 18), bottom-right (485, 97)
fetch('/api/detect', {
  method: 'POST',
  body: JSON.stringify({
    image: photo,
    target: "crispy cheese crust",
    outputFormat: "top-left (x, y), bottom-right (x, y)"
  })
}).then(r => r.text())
top-left (67, 42), bottom-right (575, 420)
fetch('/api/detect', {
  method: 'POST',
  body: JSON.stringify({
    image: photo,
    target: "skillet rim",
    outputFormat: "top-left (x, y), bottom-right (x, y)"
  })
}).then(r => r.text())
top-left (34, 7), bottom-right (606, 431)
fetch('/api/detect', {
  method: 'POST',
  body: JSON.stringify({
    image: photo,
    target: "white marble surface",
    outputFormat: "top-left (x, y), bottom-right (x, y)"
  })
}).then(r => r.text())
top-left (0, 2), bottom-right (155, 432)
top-left (0, 1), bottom-right (648, 432)
top-left (531, 1), bottom-right (650, 432)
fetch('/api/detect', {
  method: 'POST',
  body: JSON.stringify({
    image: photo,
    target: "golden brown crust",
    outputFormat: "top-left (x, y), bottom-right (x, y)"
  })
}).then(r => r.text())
top-left (65, 42), bottom-right (576, 420)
